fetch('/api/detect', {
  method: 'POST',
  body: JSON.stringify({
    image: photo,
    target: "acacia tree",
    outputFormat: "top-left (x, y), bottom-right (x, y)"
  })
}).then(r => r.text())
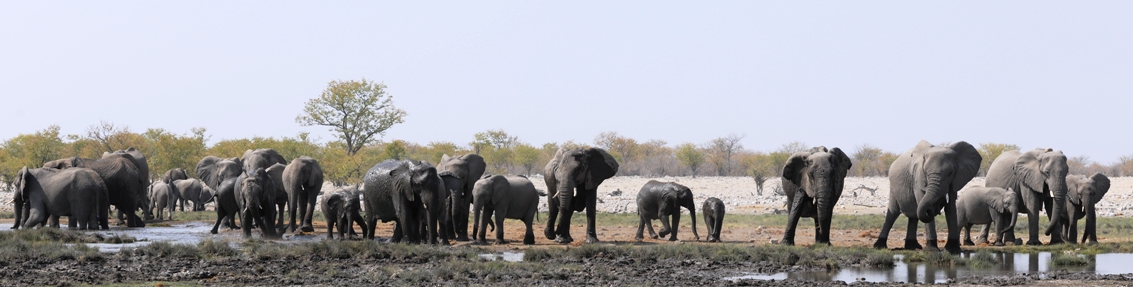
top-left (296, 79), bottom-right (407, 156)
top-left (705, 133), bottom-right (745, 176)
top-left (675, 143), bottom-right (704, 177)
top-left (977, 142), bottom-right (1020, 176)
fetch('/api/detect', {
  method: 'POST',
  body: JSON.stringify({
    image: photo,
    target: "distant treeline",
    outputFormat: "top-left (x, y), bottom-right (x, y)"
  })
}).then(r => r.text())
top-left (2, 124), bottom-right (1130, 187)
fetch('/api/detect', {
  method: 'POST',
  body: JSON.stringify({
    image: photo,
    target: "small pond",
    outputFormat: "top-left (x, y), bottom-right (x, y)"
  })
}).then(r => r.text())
top-left (726, 252), bottom-right (1133, 284)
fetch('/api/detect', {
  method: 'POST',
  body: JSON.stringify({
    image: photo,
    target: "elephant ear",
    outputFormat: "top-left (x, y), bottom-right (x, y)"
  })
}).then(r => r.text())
top-left (1013, 149), bottom-right (1046, 193)
top-left (1091, 173), bottom-right (1111, 205)
top-left (989, 189), bottom-right (1006, 213)
top-left (584, 148), bottom-right (619, 190)
top-left (196, 156), bottom-right (222, 189)
top-left (390, 164), bottom-right (416, 202)
top-left (440, 154), bottom-right (452, 165)
top-left (15, 167), bottom-right (30, 197)
top-left (948, 141), bottom-right (981, 192)
top-left (781, 151), bottom-right (812, 198)
top-left (490, 176), bottom-right (509, 205)
top-left (1067, 175), bottom-right (1083, 205)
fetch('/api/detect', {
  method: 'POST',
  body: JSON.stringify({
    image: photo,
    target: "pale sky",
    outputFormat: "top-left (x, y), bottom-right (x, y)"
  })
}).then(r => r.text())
top-left (2, 2), bottom-right (1131, 162)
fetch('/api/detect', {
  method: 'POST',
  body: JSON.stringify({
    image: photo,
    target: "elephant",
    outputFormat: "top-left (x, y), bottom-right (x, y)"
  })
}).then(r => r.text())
top-left (702, 197), bottom-right (725, 243)
top-left (210, 178), bottom-right (240, 234)
top-left (105, 147), bottom-right (150, 188)
top-left (635, 180), bottom-right (699, 242)
top-left (196, 156), bottom-right (243, 191)
top-left (235, 168), bottom-right (279, 239)
top-left (956, 187), bottom-right (1018, 246)
top-left (321, 185), bottom-right (367, 240)
top-left (985, 148), bottom-right (1070, 245)
top-left (544, 147), bottom-right (619, 244)
top-left (437, 153), bottom-right (486, 241)
top-left (471, 175), bottom-right (540, 245)
top-left (874, 140), bottom-right (981, 254)
top-left (14, 167), bottom-right (108, 230)
top-left (173, 179), bottom-right (213, 212)
top-left (148, 181), bottom-right (177, 221)
top-left (361, 159), bottom-right (448, 244)
top-left (282, 156), bottom-right (324, 233)
top-left (1060, 173), bottom-right (1110, 244)
top-left (265, 163), bottom-right (289, 230)
top-left (780, 146), bottom-right (851, 246)
top-left (44, 153), bottom-right (147, 228)
top-left (242, 148), bottom-right (287, 174)
top-left (162, 168), bottom-right (189, 185)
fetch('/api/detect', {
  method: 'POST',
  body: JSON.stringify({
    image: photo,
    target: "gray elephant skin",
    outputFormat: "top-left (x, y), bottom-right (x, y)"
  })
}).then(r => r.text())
top-left (781, 146), bottom-right (851, 245)
top-left (235, 168), bottom-right (280, 239)
top-left (148, 181), bottom-right (177, 221)
top-left (14, 167), bottom-right (108, 230)
top-left (985, 148), bottom-right (1070, 245)
top-left (162, 168), bottom-right (189, 185)
top-left (210, 178), bottom-right (240, 234)
top-left (702, 197), bottom-right (725, 243)
top-left (283, 156), bottom-right (324, 233)
top-left (874, 140), bottom-right (981, 254)
top-left (43, 153), bottom-right (148, 228)
top-left (242, 148), bottom-right (287, 175)
top-left (174, 179), bottom-right (213, 212)
top-left (321, 185), bottom-right (367, 239)
top-left (196, 156), bottom-right (243, 191)
top-left (956, 186), bottom-right (1017, 246)
top-left (265, 163), bottom-right (289, 231)
top-left (544, 147), bottom-right (619, 244)
top-left (635, 180), bottom-right (699, 242)
top-left (362, 159), bottom-right (449, 244)
top-left (1062, 173), bottom-right (1110, 244)
top-left (472, 175), bottom-right (540, 245)
top-left (437, 153), bottom-right (486, 242)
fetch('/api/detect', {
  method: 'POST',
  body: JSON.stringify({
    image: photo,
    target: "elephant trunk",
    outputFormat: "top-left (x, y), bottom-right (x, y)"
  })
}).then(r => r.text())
top-left (685, 200), bottom-right (699, 241)
top-left (1084, 192), bottom-right (1096, 243)
top-left (1043, 178), bottom-right (1068, 240)
top-left (916, 174), bottom-right (945, 223)
top-left (1001, 202), bottom-right (1019, 235)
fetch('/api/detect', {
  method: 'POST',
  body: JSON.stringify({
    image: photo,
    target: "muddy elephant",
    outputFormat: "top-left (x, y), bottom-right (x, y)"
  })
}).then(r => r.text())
top-left (781, 146), bottom-right (851, 246)
top-left (1061, 173), bottom-right (1110, 244)
top-left (148, 181), bottom-right (177, 221)
top-left (361, 159), bottom-right (448, 244)
top-left (44, 153), bottom-right (147, 228)
top-left (210, 178), bottom-right (240, 234)
top-left (635, 180), bottom-right (699, 242)
top-left (985, 148), bottom-right (1070, 245)
top-left (283, 156), bottom-right (324, 233)
top-left (702, 197), bottom-right (725, 243)
top-left (956, 186), bottom-right (1018, 246)
top-left (174, 179), bottom-right (213, 212)
top-left (235, 168), bottom-right (279, 239)
top-left (14, 167), bottom-right (108, 230)
top-left (437, 153), bottom-right (486, 241)
top-left (472, 175), bottom-right (540, 245)
top-left (544, 147), bottom-right (619, 244)
top-left (874, 141), bottom-right (981, 254)
top-left (321, 185), bottom-right (367, 240)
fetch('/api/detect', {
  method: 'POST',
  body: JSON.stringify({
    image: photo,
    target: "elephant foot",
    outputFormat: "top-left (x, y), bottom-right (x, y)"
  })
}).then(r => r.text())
top-left (455, 235), bottom-right (472, 242)
top-left (584, 236), bottom-right (600, 244)
top-left (634, 235), bottom-right (644, 242)
top-left (903, 239), bottom-right (923, 250)
top-left (944, 241), bottom-right (961, 255)
top-left (993, 241), bottom-right (1005, 247)
top-left (300, 225), bottom-right (315, 233)
top-left (668, 237), bottom-right (678, 242)
top-left (544, 229), bottom-right (557, 240)
top-left (873, 238), bottom-right (888, 249)
top-left (963, 239), bottom-right (975, 246)
top-left (649, 234), bottom-right (660, 240)
top-left (210, 229), bottom-right (218, 235)
top-left (1025, 239), bottom-right (1042, 246)
top-left (1047, 239), bottom-right (1066, 245)
top-left (473, 239), bottom-right (488, 245)
top-left (780, 238), bottom-right (795, 246)
top-left (554, 235), bottom-right (574, 244)
top-left (708, 238), bottom-right (719, 243)
top-left (924, 240), bottom-right (940, 252)
top-left (658, 229), bottom-right (671, 238)
top-left (1086, 240), bottom-right (1099, 246)
top-left (495, 239), bottom-right (508, 245)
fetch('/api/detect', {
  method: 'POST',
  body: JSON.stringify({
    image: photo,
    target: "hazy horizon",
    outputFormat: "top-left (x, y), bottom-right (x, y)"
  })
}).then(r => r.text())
top-left (3, 2), bottom-right (1131, 162)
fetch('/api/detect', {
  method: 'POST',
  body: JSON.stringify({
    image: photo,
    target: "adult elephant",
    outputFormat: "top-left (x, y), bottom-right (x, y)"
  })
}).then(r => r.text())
top-left (780, 146), bottom-right (851, 246)
top-left (873, 141), bottom-right (981, 254)
top-left (242, 148), bottom-right (287, 174)
top-left (173, 179), bottom-right (213, 212)
top-left (437, 153), bottom-right (486, 241)
top-left (235, 168), bottom-right (279, 239)
top-left (985, 148), bottom-right (1070, 245)
top-left (210, 178), bottom-right (240, 234)
top-left (44, 154), bottom-right (147, 228)
top-left (544, 147), bottom-right (619, 244)
top-left (162, 168), bottom-right (188, 185)
top-left (197, 156), bottom-right (243, 191)
top-left (106, 148), bottom-right (150, 187)
top-left (14, 167), bottom-right (108, 230)
top-left (635, 180), bottom-right (699, 242)
top-left (265, 163), bottom-right (289, 229)
top-left (361, 159), bottom-right (448, 244)
top-left (471, 175), bottom-right (540, 245)
top-left (283, 157), bottom-right (324, 233)
top-left (1062, 173), bottom-right (1110, 244)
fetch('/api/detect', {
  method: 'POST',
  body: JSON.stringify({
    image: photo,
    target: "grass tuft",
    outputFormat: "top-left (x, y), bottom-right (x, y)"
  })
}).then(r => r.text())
top-left (1050, 252), bottom-right (1092, 266)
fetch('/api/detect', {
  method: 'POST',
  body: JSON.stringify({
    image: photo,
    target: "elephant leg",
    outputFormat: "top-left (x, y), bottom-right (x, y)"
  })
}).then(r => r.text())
top-left (302, 190), bottom-right (318, 232)
top-left (942, 199), bottom-right (961, 254)
top-left (352, 212), bottom-right (366, 239)
top-left (903, 217), bottom-right (922, 250)
top-left (67, 216), bottom-right (76, 229)
top-left (658, 214), bottom-right (673, 238)
top-left (818, 204), bottom-right (834, 245)
top-left (782, 194), bottom-right (808, 246)
top-left (494, 208), bottom-right (507, 244)
top-left (1086, 208), bottom-right (1098, 244)
top-left (1067, 217), bottom-right (1079, 244)
top-left (365, 215), bottom-right (379, 240)
top-left (646, 219), bottom-right (660, 239)
top-left (275, 202), bottom-right (286, 231)
top-left (50, 215), bottom-right (61, 228)
top-left (963, 224), bottom-right (974, 246)
top-left (924, 219), bottom-right (939, 251)
top-left (475, 207), bottom-right (490, 244)
top-left (668, 211), bottom-right (681, 241)
top-left (391, 221), bottom-right (404, 243)
top-left (326, 212), bottom-right (336, 240)
top-left (1025, 208), bottom-right (1042, 245)
top-left (584, 192), bottom-right (599, 244)
top-left (211, 210), bottom-right (225, 234)
top-left (635, 213), bottom-right (647, 241)
top-left (524, 219), bottom-right (535, 245)
top-left (874, 208), bottom-right (900, 249)
top-left (544, 196), bottom-right (560, 240)
top-left (287, 191), bottom-right (300, 233)
top-left (554, 196), bottom-right (575, 244)
top-left (456, 195), bottom-right (471, 241)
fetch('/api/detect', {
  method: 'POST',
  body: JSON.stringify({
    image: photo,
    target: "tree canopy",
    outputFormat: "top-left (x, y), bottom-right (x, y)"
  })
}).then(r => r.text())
top-left (296, 79), bottom-right (407, 156)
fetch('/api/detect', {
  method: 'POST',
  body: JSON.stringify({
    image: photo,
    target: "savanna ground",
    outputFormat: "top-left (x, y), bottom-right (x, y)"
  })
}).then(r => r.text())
top-left (4, 210), bottom-right (1133, 286)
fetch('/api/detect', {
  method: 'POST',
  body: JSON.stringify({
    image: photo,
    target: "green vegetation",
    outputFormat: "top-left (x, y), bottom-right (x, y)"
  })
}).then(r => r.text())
top-left (1050, 252), bottom-right (1093, 266)
top-left (0, 227), bottom-right (135, 243)
top-left (966, 249), bottom-right (1001, 268)
top-left (525, 244), bottom-right (896, 270)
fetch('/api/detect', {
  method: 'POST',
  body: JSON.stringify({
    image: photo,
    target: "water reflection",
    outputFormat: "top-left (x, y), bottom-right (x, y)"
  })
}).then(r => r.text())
top-left (726, 252), bottom-right (1113, 283)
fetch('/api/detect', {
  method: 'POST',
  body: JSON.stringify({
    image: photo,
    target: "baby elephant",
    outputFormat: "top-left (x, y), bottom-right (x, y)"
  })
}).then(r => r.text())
top-left (956, 187), bottom-right (1018, 246)
top-left (321, 186), bottom-right (367, 240)
top-left (636, 180), bottom-right (699, 241)
top-left (472, 175), bottom-right (540, 245)
top-left (702, 197), bottom-right (725, 243)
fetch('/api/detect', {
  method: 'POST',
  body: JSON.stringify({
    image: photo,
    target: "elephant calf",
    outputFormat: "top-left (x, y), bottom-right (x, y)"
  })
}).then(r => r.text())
top-left (1061, 173), bottom-right (1110, 244)
top-left (472, 175), bottom-right (540, 245)
top-left (321, 186), bottom-right (367, 240)
top-left (956, 187), bottom-right (1018, 246)
top-left (149, 182), bottom-right (177, 221)
top-left (702, 197), bottom-right (725, 243)
top-left (635, 180), bottom-right (699, 242)
top-left (236, 168), bottom-right (280, 239)
top-left (210, 178), bottom-right (240, 235)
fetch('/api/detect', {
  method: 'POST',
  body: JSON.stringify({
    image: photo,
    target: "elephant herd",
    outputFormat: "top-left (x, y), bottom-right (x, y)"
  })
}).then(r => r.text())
top-left (9, 141), bottom-right (1112, 253)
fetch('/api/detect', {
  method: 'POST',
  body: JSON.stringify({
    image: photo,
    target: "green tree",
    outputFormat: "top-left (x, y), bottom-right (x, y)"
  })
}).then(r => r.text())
top-left (512, 143), bottom-right (541, 176)
top-left (384, 140), bottom-right (408, 160)
top-left (594, 131), bottom-right (639, 164)
top-left (675, 143), bottom-right (704, 177)
top-left (705, 134), bottom-right (745, 176)
top-left (977, 142), bottom-right (1020, 176)
top-left (296, 79), bottom-right (407, 156)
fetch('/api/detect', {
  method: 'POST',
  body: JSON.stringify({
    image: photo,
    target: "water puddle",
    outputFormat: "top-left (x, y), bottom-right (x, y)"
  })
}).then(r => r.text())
top-left (725, 252), bottom-right (1133, 283)
top-left (84, 222), bottom-right (240, 252)
top-left (478, 252), bottom-right (525, 262)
